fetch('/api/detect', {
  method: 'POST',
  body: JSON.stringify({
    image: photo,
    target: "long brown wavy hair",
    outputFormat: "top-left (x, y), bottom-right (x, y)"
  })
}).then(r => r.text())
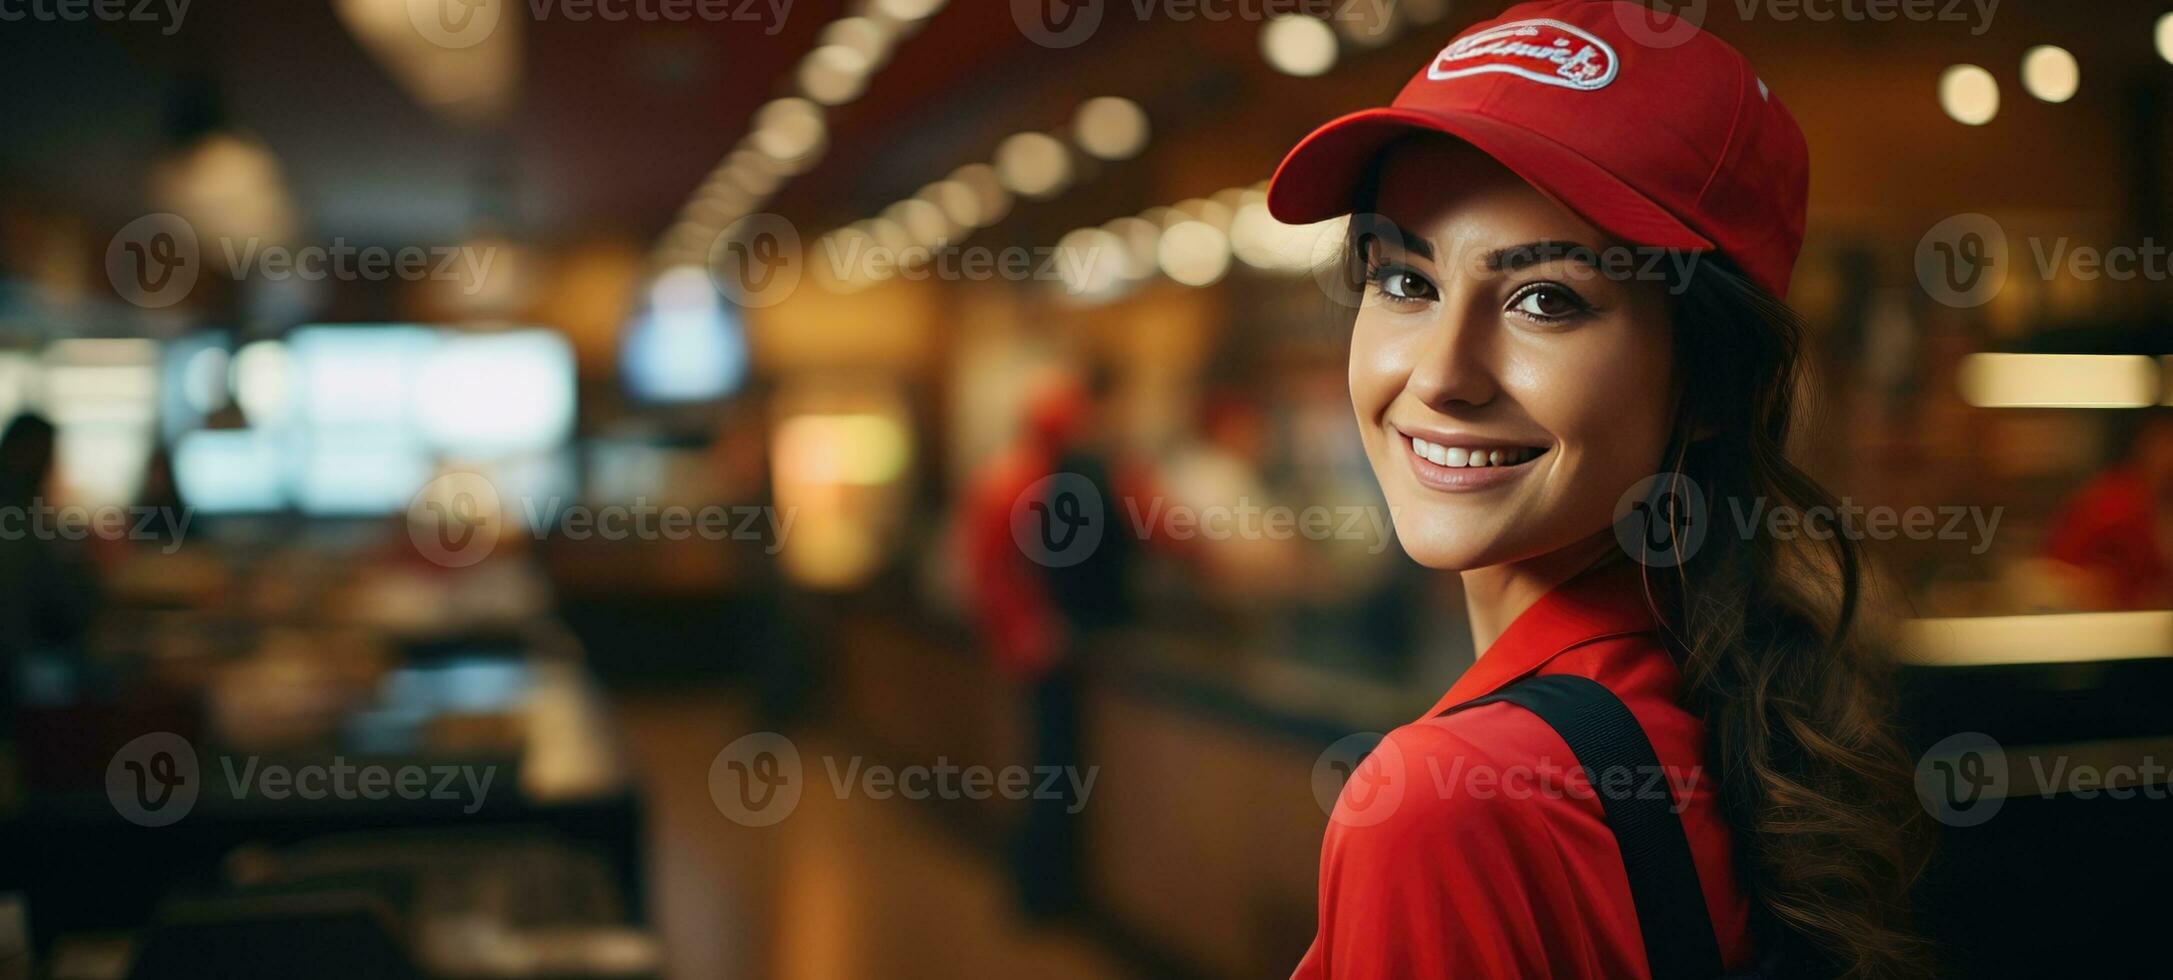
top-left (1646, 257), bottom-right (1934, 978)
top-left (1335, 177), bottom-right (1935, 976)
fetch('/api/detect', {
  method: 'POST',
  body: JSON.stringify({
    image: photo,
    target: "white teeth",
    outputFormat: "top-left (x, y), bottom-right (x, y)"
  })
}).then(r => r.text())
top-left (1408, 436), bottom-right (1544, 468)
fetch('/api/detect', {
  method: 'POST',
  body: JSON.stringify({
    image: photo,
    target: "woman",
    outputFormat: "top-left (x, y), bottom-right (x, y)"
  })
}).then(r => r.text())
top-left (1269, 3), bottom-right (1929, 977)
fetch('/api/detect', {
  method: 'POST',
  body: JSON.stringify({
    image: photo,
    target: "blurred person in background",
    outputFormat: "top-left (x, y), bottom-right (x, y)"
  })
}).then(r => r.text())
top-left (715, 394), bottom-right (813, 729)
top-left (2039, 410), bottom-right (2173, 610)
top-left (1268, 3), bottom-right (1930, 977)
top-left (0, 414), bottom-right (101, 727)
top-left (958, 366), bottom-right (1135, 920)
top-left (130, 447), bottom-right (184, 552)
top-left (1156, 390), bottom-right (1305, 606)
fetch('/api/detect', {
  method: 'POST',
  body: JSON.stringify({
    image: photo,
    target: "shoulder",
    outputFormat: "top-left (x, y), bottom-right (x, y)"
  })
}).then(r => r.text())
top-left (1322, 705), bottom-right (1594, 859)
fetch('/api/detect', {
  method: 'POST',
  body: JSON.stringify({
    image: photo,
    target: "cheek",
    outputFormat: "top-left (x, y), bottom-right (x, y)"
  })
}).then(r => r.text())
top-left (1523, 333), bottom-right (1676, 487)
top-left (1347, 315), bottom-right (1405, 423)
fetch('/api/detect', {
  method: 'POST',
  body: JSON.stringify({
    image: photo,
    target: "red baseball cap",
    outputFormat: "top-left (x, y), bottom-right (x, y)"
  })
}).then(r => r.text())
top-left (1268, 0), bottom-right (1807, 298)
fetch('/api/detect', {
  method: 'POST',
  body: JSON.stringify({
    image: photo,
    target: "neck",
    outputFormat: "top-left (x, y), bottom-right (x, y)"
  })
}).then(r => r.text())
top-left (1461, 532), bottom-right (1624, 655)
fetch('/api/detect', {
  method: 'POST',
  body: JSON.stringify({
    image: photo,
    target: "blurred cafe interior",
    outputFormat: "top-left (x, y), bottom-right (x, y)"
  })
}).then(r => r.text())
top-left (5, 0), bottom-right (2173, 977)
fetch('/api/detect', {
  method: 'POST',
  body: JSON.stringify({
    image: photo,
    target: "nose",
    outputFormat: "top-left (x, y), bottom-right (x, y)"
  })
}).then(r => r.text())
top-left (1402, 291), bottom-right (1501, 412)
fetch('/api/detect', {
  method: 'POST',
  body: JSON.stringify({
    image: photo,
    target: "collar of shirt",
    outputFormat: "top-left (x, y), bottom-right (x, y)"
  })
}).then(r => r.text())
top-left (1422, 559), bottom-right (1662, 718)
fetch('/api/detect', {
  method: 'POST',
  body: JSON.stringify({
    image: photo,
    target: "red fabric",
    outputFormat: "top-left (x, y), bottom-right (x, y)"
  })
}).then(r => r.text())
top-left (958, 380), bottom-right (1101, 679)
top-left (959, 444), bottom-right (1063, 680)
top-left (1293, 561), bottom-right (1754, 979)
top-left (2043, 466), bottom-right (2168, 609)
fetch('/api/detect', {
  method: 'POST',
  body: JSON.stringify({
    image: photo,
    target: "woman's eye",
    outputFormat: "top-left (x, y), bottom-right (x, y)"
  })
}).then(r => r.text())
top-left (1374, 269), bottom-right (1436, 302)
top-left (1508, 283), bottom-right (1588, 320)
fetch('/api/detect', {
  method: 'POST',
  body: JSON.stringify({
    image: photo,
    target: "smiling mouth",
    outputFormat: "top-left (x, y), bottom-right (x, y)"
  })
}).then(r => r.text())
top-left (1403, 434), bottom-right (1549, 469)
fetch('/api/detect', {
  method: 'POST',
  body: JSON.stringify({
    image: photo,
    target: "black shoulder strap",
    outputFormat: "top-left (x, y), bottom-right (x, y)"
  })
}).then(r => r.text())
top-left (1446, 674), bottom-right (1725, 980)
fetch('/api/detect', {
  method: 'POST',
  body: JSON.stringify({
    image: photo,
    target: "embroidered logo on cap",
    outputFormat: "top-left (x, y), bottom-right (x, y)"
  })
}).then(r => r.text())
top-left (1426, 18), bottom-right (1619, 92)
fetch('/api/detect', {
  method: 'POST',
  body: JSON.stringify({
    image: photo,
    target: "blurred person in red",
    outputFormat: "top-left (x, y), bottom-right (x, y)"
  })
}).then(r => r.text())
top-left (960, 378), bottom-right (1078, 681)
top-left (957, 366), bottom-right (1135, 919)
top-left (2042, 410), bottom-right (2173, 609)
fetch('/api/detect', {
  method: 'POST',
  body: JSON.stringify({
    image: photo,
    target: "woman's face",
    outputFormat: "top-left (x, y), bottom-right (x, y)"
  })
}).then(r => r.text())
top-left (1350, 137), bottom-right (1678, 571)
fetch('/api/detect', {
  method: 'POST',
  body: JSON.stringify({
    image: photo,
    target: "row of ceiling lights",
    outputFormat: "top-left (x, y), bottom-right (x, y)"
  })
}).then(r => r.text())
top-left (802, 7), bottom-right (1434, 299)
top-left (807, 0), bottom-right (1420, 300)
top-left (652, 0), bottom-right (951, 269)
top-left (1034, 8), bottom-right (1431, 300)
top-left (1941, 16), bottom-right (2173, 125)
top-left (808, 96), bottom-right (1151, 292)
top-left (1940, 45), bottom-right (2077, 125)
top-left (1050, 184), bottom-right (1346, 300)
top-left (663, 0), bottom-right (1444, 276)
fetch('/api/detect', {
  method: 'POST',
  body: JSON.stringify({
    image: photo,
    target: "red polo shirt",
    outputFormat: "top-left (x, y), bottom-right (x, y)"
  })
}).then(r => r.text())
top-left (1293, 561), bottom-right (1754, 978)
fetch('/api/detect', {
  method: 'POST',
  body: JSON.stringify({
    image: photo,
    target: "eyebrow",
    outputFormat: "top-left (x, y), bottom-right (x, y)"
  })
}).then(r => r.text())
top-left (1354, 216), bottom-right (1433, 262)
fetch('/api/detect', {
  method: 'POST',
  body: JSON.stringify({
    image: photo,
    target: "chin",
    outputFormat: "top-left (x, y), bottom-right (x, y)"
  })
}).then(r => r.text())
top-left (1386, 505), bottom-right (1515, 571)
